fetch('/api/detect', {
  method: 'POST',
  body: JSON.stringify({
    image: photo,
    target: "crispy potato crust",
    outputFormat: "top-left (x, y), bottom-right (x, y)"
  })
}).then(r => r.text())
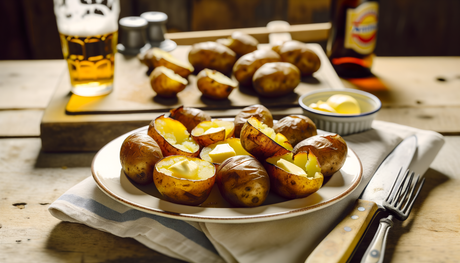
top-left (252, 62), bottom-right (301, 97)
top-left (273, 115), bottom-right (318, 147)
top-left (217, 155), bottom-right (270, 207)
top-left (188, 41), bottom-right (237, 74)
top-left (120, 132), bottom-right (163, 184)
top-left (277, 41), bottom-right (321, 76)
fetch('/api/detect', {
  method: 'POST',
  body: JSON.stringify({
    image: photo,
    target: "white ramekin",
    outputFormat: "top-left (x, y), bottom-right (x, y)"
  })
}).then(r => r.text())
top-left (298, 88), bottom-right (382, 136)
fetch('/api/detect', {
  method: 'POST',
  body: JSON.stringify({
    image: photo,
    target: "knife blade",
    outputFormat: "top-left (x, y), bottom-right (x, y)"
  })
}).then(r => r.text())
top-left (305, 135), bottom-right (418, 263)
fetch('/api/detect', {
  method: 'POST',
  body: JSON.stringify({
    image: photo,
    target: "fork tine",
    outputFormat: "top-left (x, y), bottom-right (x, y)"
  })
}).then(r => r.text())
top-left (385, 167), bottom-right (405, 203)
top-left (395, 171), bottom-right (415, 209)
top-left (402, 175), bottom-right (425, 216)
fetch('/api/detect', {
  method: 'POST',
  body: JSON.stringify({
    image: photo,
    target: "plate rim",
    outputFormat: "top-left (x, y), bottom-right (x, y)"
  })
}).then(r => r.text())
top-left (91, 125), bottom-right (363, 223)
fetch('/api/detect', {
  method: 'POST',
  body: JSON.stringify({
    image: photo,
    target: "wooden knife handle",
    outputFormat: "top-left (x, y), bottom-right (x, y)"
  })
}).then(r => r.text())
top-left (305, 199), bottom-right (379, 263)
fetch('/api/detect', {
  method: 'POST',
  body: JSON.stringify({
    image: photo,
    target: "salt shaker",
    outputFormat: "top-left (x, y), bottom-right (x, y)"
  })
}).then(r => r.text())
top-left (141, 11), bottom-right (177, 52)
top-left (117, 16), bottom-right (151, 55)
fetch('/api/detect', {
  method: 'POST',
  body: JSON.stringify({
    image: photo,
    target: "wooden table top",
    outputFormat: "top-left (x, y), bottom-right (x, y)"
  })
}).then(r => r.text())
top-left (1, 55), bottom-right (460, 262)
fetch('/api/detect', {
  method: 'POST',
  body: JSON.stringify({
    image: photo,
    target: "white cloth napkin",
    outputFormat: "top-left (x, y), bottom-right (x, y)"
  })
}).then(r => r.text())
top-left (49, 121), bottom-right (445, 263)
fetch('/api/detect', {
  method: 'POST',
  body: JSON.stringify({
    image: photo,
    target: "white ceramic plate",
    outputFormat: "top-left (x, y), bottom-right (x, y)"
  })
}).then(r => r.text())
top-left (92, 126), bottom-right (363, 223)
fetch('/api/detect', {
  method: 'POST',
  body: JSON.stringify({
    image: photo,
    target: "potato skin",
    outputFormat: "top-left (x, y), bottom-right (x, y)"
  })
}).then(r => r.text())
top-left (277, 41), bottom-right (321, 76)
top-left (120, 133), bottom-right (163, 184)
top-left (216, 155), bottom-right (270, 207)
top-left (188, 41), bottom-right (237, 74)
top-left (149, 66), bottom-right (187, 98)
top-left (153, 156), bottom-right (216, 206)
top-left (169, 106), bottom-right (212, 133)
top-left (252, 62), bottom-right (301, 97)
top-left (292, 134), bottom-right (348, 177)
top-left (234, 104), bottom-right (273, 138)
top-left (264, 159), bottom-right (323, 199)
top-left (240, 118), bottom-right (291, 160)
top-left (196, 69), bottom-right (236, 100)
top-left (273, 115), bottom-right (318, 147)
top-left (223, 31), bottom-right (259, 57)
top-left (232, 49), bottom-right (281, 86)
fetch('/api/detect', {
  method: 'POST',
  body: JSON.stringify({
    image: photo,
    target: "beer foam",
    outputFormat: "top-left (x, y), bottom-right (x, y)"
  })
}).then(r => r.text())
top-left (55, 0), bottom-right (120, 36)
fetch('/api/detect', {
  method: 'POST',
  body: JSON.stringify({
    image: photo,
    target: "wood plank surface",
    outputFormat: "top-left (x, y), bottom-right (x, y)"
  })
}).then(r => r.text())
top-left (63, 44), bottom-right (339, 115)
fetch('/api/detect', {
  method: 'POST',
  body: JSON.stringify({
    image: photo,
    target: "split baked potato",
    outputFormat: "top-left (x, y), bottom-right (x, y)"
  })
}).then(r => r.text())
top-left (196, 69), bottom-right (237, 100)
top-left (191, 119), bottom-right (235, 147)
top-left (293, 134), bottom-right (348, 177)
top-left (240, 116), bottom-right (292, 160)
top-left (147, 115), bottom-right (200, 157)
top-left (265, 151), bottom-right (323, 199)
top-left (149, 66), bottom-right (188, 98)
top-left (154, 155), bottom-right (216, 206)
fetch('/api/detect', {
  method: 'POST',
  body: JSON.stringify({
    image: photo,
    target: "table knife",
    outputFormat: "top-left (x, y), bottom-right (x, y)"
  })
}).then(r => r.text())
top-left (305, 135), bottom-right (418, 263)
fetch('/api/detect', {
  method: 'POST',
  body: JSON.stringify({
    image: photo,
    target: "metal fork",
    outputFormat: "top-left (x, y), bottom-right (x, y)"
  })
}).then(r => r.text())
top-left (361, 168), bottom-right (426, 263)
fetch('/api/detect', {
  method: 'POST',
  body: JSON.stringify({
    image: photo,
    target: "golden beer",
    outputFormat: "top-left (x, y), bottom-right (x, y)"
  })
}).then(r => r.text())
top-left (60, 31), bottom-right (118, 96)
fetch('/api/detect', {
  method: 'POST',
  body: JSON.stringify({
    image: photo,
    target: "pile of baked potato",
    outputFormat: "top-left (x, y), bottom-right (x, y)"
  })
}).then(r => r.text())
top-left (138, 32), bottom-right (321, 99)
top-left (120, 104), bottom-right (348, 207)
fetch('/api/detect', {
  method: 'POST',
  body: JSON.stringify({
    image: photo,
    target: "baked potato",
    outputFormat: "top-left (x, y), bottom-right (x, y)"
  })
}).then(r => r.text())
top-left (234, 104), bottom-right (273, 138)
top-left (217, 31), bottom-right (259, 57)
top-left (216, 155), bottom-right (270, 207)
top-left (273, 115), bottom-right (318, 147)
top-left (292, 134), bottom-right (348, 177)
top-left (240, 117), bottom-right (292, 160)
top-left (191, 119), bottom-right (235, 147)
top-left (276, 40), bottom-right (321, 76)
top-left (188, 41), bottom-right (237, 74)
top-left (169, 106), bottom-right (211, 133)
top-left (144, 47), bottom-right (194, 78)
top-left (252, 62), bottom-right (301, 97)
top-left (150, 66), bottom-right (188, 98)
top-left (196, 69), bottom-right (237, 100)
top-left (265, 151), bottom-right (323, 199)
top-left (200, 138), bottom-right (251, 166)
top-left (153, 155), bottom-right (216, 206)
top-left (147, 115), bottom-right (200, 157)
top-left (232, 49), bottom-right (281, 86)
top-left (120, 132), bottom-right (163, 184)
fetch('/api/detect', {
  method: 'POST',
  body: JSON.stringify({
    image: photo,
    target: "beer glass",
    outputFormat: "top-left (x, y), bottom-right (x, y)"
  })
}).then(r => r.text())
top-left (54, 0), bottom-right (120, 96)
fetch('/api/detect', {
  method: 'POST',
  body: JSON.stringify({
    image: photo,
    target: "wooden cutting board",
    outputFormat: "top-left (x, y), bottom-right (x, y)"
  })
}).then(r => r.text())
top-left (64, 44), bottom-right (344, 115)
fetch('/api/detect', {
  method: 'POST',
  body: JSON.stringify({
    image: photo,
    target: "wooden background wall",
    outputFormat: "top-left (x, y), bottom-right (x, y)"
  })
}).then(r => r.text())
top-left (0, 0), bottom-right (459, 60)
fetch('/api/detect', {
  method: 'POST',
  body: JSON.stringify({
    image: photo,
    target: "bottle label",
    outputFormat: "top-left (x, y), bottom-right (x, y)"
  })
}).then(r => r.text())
top-left (345, 2), bottom-right (378, 55)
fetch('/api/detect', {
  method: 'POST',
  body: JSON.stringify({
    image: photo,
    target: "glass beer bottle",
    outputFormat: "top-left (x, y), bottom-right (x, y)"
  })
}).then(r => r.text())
top-left (327, 0), bottom-right (379, 78)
